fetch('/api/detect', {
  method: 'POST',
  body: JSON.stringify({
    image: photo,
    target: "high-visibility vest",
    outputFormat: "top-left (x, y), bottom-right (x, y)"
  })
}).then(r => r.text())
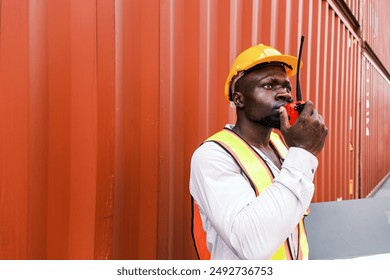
top-left (192, 128), bottom-right (309, 260)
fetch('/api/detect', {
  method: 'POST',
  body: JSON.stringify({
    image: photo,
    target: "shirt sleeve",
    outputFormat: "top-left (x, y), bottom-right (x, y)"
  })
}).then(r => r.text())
top-left (189, 142), bottom-right (317, 259)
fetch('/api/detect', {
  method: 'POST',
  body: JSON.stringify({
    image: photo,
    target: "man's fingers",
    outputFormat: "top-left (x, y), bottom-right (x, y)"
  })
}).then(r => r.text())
top-left (298, 100), bottom-right (314, 118)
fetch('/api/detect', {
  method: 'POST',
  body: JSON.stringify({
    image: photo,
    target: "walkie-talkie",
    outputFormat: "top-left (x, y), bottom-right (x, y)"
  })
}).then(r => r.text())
top-left (285, 35), bottom-right (305, 125)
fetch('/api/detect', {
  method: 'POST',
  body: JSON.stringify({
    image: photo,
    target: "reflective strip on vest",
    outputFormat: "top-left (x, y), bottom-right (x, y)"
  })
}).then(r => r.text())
top-left (192, 128), bottom-right (309, 260)
top-left (192, 200), bottom-right (211, 259)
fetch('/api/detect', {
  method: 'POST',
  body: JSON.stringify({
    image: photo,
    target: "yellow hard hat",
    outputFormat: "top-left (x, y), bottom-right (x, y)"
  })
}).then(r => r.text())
top-left (224, 44), bottom-right (302, 101)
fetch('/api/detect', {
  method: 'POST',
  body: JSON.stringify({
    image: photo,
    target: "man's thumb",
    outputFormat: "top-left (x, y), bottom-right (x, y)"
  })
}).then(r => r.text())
top-left (279, 106), bottom-right (291, 130)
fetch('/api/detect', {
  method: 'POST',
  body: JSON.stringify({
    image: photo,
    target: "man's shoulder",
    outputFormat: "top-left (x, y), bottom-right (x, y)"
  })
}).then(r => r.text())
top-left (192, 141), bottom-right (225, 160)
top-left (191, 139), bottom-right (237, 170)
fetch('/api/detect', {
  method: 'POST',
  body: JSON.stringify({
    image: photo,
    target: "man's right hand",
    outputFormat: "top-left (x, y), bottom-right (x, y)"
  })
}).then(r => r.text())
top-left (279, 100), bottom-right (328, 156)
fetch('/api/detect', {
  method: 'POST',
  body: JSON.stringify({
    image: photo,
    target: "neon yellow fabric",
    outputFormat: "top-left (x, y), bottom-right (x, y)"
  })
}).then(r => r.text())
top-left (198, 128), bottom-right (309, 260)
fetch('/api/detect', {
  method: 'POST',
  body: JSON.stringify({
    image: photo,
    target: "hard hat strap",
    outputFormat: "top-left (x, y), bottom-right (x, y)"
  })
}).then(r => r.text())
top-left (229, 71), bottom-right (245, 100)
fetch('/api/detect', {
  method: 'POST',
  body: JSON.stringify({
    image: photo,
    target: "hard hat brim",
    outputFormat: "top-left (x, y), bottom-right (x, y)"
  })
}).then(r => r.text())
top-left (245, 54), bottom-right (302, 77)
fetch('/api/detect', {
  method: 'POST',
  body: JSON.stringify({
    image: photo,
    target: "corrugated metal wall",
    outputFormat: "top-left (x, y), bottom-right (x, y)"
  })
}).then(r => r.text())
top-left (362, 0), bottom-right (390, 70)
top-left (0, 0), bottom-right (162, 260)
top-left (306, 0), bottom-right (361, 202)
top-left (0, 0), bottom-right (389, 260)
top-left (360, 55), bottom-right (390, 197)
top-left (359, 0), bottom-right (390, 197)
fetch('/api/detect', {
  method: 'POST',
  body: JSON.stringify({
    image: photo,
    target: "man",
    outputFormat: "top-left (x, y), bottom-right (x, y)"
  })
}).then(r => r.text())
top-left (190, 44), bottom-right (328, 260)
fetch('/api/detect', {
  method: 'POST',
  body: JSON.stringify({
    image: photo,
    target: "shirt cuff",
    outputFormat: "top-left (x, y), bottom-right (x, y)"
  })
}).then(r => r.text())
top-left (283, 147), bottom-right (318, 181)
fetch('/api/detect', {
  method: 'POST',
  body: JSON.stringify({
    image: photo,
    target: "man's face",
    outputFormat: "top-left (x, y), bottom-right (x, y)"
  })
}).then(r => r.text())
top-left (235, 66), bottom-right (292, 129)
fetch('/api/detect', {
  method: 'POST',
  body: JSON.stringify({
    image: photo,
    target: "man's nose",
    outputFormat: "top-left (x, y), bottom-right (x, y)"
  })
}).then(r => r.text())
top-left (275, 87), bottom-right (292, 101)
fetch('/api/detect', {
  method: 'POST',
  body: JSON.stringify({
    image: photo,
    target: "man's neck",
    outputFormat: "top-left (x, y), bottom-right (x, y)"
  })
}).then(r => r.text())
top-left (231, 122), bottom-right (273, 150)
top-left (231, 122), bottom-right (283, 169)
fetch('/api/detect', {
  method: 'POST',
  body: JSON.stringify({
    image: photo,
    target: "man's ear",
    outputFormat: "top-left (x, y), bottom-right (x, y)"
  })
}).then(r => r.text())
top-left (232, 91), bottom-right (245, 108)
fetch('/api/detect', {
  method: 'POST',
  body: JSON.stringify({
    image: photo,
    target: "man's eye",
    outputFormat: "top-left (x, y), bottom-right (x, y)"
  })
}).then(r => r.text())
top-left (284, 86), bottom-right (292, 93)
top-left (263, 84), bottom-right (273, 90)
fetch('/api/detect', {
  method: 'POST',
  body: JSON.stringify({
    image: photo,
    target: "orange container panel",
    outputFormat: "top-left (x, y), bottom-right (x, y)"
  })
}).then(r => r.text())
top-left (360, 54), bottom-right (390, 197)
top-left (0, 0), bottom-right (30, 260)
top-left (362, 0), bottom-right (390, 70)
top-left (300, 0), bottom-right (361, 202)
top-left (95, 0), bottom-right (116, 260)
top-left (113, 0), bottom-right (160, 260)
top-left (0, 0), bottom-right (161, 260)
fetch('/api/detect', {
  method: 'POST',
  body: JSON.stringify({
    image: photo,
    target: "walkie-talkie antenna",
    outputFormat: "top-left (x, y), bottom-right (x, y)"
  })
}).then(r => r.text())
top-left (296, 35), bottom-right (305, 101)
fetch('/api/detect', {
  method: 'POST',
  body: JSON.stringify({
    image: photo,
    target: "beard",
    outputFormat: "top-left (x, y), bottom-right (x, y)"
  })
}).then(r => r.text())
top-left (257, 115), bottom-right (281, 129)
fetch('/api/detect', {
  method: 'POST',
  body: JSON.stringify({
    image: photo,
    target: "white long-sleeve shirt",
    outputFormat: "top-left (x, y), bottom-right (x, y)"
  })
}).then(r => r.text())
top-left (189, 129), bottom-right (318, 260)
